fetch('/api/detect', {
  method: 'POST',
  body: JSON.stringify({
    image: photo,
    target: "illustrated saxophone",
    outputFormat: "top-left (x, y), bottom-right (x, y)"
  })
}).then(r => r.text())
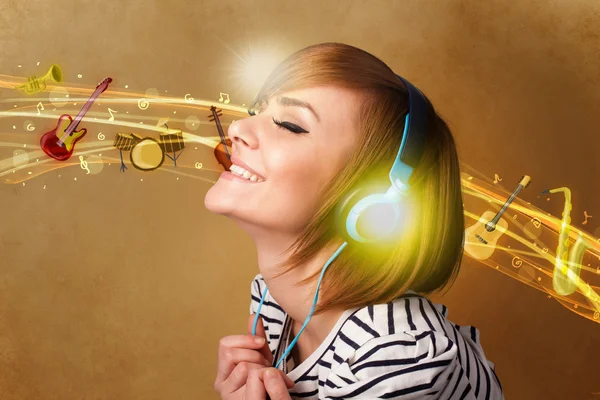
top-left (543, 187), bottom-right (572, 295)
top-left (543, 187), bottom-right (590, 296)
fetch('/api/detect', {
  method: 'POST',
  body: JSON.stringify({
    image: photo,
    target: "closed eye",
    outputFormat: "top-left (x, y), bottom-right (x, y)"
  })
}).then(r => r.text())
top-left (272, 118), bottom-right (309, 134)
top-left (247, 105), bottom-right (309, 134)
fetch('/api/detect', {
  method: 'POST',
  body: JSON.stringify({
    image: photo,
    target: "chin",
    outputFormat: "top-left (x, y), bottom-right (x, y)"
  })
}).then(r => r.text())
top-left (204, 184), bottom-right (233, 215)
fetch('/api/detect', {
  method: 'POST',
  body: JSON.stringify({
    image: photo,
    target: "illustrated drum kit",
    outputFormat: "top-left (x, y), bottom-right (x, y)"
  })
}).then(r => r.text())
top-left (113, 128), bottom-right (185, 172)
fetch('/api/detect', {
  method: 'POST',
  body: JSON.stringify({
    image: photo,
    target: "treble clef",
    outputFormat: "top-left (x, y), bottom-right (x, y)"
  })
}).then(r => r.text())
top-left (79, 155), bottom-right (90, 174)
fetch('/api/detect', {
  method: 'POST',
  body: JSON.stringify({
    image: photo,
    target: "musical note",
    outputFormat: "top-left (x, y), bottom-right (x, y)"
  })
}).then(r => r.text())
top-left (218, 92), bottom-right (230, 104)
top-left (185, 93), bottom-right (194, 103)
top-left (108, 108), bottom-right (118, 121)
top-left (78, 155), bottom-right (90, 174)
top-left (36, 102), bottom-right (44, 115)
top-left (493, 173), bottom-right (502, 184)
top-left (511, 256), bottom-right (523, 268)
top-left (194, 162), bottom-right (203, 169)
top-left (583, 210), bottom-right (592, 225)
top-left (137, 98), bottom-right (149, 110)
top-left (97, 132), bottom-right (105, 140)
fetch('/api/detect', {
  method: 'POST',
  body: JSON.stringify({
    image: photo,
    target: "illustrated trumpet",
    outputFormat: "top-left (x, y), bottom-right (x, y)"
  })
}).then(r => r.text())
top-left (15, 64), bottom-right (63, 94)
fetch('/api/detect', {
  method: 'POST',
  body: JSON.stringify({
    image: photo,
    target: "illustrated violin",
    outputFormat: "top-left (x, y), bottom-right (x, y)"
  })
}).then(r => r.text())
top-left (214, 137), bottom-right (232, 171)
top-left (208, 106), bottom-right (232, 171)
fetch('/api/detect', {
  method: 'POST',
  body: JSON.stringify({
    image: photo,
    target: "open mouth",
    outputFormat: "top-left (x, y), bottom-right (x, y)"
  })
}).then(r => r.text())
top-left (228, 164), bottom-right (265, 182)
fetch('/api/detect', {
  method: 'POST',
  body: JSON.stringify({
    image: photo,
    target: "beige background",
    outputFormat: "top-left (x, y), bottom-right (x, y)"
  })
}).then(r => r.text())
top-left (1, 0), bottom-right (599, 399)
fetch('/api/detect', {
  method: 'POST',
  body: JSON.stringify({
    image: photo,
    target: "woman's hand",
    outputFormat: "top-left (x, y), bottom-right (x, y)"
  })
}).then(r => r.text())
top-left (214, 314), bottom-right (294, 399)
top-left (245, 367), bottom-right (293, 399)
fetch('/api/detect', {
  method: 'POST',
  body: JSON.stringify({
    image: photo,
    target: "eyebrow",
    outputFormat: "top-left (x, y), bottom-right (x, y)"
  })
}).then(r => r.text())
top-left (265, 96), bottom-right (320, 122)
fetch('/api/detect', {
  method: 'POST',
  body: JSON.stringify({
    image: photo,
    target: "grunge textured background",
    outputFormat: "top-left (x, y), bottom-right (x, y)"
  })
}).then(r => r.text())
top-left (0, 0), bottom-right (598, 399)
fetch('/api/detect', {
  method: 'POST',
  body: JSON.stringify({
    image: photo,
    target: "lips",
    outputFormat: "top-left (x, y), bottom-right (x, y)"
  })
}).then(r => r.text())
top-left (230, 155), bottom-right (266, 180)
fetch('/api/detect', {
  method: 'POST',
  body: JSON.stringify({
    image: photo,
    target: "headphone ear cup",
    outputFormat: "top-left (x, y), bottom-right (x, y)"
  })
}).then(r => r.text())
top-left (334, 185), bottom-right (390, 244)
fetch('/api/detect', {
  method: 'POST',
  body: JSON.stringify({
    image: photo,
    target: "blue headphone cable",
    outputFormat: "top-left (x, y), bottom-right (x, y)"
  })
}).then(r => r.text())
top-left (252, 241), bottom-right (348, 369)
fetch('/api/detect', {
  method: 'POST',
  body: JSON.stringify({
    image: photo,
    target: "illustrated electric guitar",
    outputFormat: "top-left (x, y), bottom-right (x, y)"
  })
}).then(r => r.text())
top-left (208, 105), bottom-right (233, 171)
top-left (464, 175), bottom-right (531, 260)
top-left (40, 77), bottom-right (112, 161)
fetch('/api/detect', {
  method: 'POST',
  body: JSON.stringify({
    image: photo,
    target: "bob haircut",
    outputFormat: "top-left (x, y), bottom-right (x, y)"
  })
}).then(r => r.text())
top-left (248, 42), bottom-right (465, 316)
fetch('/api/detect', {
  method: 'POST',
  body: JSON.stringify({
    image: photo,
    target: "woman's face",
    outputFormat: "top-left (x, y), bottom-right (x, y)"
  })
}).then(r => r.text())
top-left (204, 85), bottom-right (361, 236)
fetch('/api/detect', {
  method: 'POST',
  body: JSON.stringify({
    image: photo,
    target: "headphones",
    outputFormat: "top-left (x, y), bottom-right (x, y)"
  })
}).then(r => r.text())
top-left (252, 74), bottom-right (433, 370)
top-left (334, 74), bottom-right (432, 244)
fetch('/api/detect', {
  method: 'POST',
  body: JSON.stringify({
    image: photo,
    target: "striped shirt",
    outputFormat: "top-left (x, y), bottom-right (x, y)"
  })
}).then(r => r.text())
top-left (250, 274), bottom-right (504, 399)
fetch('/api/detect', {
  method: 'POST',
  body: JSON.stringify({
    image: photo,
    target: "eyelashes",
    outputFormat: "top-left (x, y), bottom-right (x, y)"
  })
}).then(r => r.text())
top-left (271, 118), bottom-right (308, 134)
top-left (246, 108), bottom-right (308, 134)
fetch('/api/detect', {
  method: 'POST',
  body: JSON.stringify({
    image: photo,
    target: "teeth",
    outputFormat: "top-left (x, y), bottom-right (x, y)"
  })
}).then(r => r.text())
top-left (229, 164), bottom-right (264, 182)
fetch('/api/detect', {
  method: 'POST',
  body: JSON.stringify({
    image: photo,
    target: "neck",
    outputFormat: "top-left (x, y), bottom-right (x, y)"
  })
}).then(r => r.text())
top-left (237, 220), bottom-right (346, 349)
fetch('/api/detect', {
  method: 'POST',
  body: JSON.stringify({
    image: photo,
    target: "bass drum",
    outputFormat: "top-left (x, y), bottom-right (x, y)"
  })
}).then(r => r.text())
top-left (130, 137), bottom-right (165, 171)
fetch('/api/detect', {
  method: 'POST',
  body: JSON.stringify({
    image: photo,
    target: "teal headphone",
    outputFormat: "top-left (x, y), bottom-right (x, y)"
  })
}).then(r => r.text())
top-left (252, 74), bottom-right (433, 370)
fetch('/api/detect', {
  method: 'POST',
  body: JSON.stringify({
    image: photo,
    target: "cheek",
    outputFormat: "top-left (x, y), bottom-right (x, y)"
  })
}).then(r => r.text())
top-left (271, 157), bottom-right (329, 220)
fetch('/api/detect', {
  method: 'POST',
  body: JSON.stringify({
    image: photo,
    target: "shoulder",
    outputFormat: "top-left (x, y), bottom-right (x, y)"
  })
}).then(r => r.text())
top-left (326, 320), bottom-right (459, 398)
top-left (324, 294), bottom-right (503, 399)
top-left (332, 292), bottom-right (452, 357)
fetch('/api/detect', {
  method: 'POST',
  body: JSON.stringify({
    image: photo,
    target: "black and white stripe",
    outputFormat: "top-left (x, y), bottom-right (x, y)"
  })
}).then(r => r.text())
top-left (249, 274), bottom-right (503, 399)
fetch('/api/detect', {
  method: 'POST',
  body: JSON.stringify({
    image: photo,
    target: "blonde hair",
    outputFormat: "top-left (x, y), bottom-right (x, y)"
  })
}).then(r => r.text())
top-left (249, 42), bottom-right (464, 316)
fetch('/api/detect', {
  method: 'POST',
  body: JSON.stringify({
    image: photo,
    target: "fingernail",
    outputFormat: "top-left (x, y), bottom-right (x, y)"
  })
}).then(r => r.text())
top-left (266, 369), bottom-right (276, 379)
top-left (254, 337), bottom-right (265, 345)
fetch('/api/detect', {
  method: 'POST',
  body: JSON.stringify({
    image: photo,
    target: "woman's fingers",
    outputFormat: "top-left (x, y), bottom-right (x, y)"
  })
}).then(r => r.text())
top-left (265, 369), bottom-right (294, 399)
top-left (215, 361), bottom-right (264, 396)
top-left (215, 335), bottom-right (271, 384)
top-left (248, 314), bottom-right (274, 364)
top-left (245, 367), bottom-right (268, 400)
top-left (245, 368), bottom-right (294, 400)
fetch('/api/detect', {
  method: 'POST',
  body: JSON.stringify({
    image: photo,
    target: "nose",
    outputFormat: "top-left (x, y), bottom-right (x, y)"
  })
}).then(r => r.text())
top-left (228, 118), bottom-right (259, 150)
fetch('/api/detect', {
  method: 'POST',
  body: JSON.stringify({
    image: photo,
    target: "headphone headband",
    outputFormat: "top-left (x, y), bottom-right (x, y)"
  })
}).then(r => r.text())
top-left (389, 74), bottom-right (432, 189)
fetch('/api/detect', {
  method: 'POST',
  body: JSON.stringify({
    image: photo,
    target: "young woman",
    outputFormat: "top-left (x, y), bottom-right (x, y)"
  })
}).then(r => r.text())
top-left (208, 42), bottom-right (503, 399)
